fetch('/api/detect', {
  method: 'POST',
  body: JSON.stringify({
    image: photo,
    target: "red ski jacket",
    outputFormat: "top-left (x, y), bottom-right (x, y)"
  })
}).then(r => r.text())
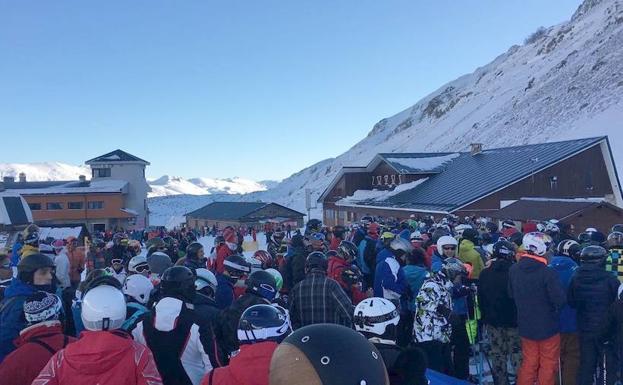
top-left (201, 341), bottom-right (278, 385)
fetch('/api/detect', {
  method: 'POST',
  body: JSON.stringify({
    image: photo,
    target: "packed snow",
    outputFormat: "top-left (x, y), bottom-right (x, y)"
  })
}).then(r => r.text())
top-left (385, 154), bottom-right (460, 173)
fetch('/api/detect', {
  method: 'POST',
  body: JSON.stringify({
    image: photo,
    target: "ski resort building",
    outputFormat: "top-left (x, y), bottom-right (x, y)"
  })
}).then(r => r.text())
top-left (0, 150), bottom-right (151, 232)
top-left (319, 136), bottom-right (623, 232)
top-left (185, 201), bottom-right (305, 231)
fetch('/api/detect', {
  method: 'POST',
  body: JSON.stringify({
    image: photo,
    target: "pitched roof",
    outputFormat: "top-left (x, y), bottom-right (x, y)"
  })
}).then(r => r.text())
top-left (186, 202), bottom-right (268, 220)
top-left (335, 136), bottom-right (609, 213)
top-left (85, 149), bottom-right (149, 165)
top-left (489, 198), bottom-right (622, 222)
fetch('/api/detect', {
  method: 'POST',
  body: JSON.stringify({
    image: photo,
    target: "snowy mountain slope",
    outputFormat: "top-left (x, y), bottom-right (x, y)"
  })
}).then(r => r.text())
top-left (248, 0), bottom-right (623, 216)
top-left (0, 162), bottom-right (90, 181)
top-left (147, 175), bottom-right (274, 197)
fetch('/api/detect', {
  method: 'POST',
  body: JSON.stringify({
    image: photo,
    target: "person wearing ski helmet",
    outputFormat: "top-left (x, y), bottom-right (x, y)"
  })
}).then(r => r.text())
top-left (128, 254), bottom-right (151, 277)
top-left (508, 232), bottom-right (565, 385)
top-left (181, 242), bottom-right (206, 272)
top-left (0, 290), bottom-right (75, 385)
top-left (373, 237), bottom-right (409, 305)
top-left (327, 240), bottom-right (367, 305)
top-left (354, 297), bottom-right (428, 385)
top-left (304, 219), bottom-right (322, 237)
top-left (501, 220), bottom-right (518, 238)
top-left (267, 231), bottom-right (286, 259)
top-left (568, 245), bottom-right (619, 385)
top-left (479, 240), bottom-right (521, 385)
top-left (282, 233), bottom-right (308, 291)
top-left (87, 237), bottom-right (107, 272)
top-left (215, 254), bottom-right (251, 310)
top-left (19, 224), bottom-right (40, 260)
top-left (219, 270), bottom-right (278, 356)
top-left (0, 253), bottom-right (56, 363)
top-left (329, 225), bottom-right (346, 251)
top-left (289, 252), bottom-right (354, 330)
top-left (253, 250), bottom-right (273, 270)
top-left (606, 231), bottom-right (623, 284)
top-left (193, 268), bottom-right (220, 326)
top-left (431, 235), bottom-right (458, 273)
top-left (485, 221), bottom-right (502, 243)
top-left (35, 285), bottom-right (163, 385)
top-left (547, 238), bottom-right (582, 385)
top-left (203, 304), bottom-right (291, 385)
top-left (457, 227), bottom-right (484, 279)
top-left (121, 274), bottom-right (153, 332)
top-left (133, 266), bottom-right (223, 385)
top-left (358, 222), bottom-right (381, 290)
top-left (104, 252), bottom-right (128, 285)
top-left (269, 323), bottom-right (389, 385)
top-left (212, 226), bottom-right (238, 274)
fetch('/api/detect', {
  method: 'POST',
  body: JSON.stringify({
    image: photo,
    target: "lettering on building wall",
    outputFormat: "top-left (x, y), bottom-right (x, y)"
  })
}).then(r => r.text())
top-left (371, 174), bottom-right (403, 187)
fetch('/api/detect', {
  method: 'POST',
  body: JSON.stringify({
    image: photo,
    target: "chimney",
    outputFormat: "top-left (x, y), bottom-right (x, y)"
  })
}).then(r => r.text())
top-left (18, 172), bottom-right (26, 182)
top-left (3, 176), bottom-right (15, 183)
top-left (470, 143), bottom-right (483, 155)
top-left (79, 175), bottom-right (86, 183)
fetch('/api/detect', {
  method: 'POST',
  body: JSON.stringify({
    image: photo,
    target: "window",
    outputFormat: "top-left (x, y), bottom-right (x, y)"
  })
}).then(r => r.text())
top-left (92, 168), bottom-right (111, 178)
top-left (46, 202), bottom-right (63, 210)
top-left (88, 201), bottom-right (104, 210)
top-left (28, 203), bottom-right (42, 211)
top-left (68, 201), bottom-right (84, 210)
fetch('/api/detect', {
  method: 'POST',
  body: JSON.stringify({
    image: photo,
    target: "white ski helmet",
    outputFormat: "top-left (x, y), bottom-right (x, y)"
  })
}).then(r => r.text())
top-left (522, 232), bottom-right (553, 256)
top-left (81, 285), bottom-right (126, 331)
top-left (123, 274), bottom-right (154, 305)
top-left (195, 268), bottom-right (218, 293)
top-left (437, 235), bottom-right (458, 251)
top-left (353, 297), bottom-right (399, 338)
top-left (454, 224), bottom-right (471, 238)
top-left (128, 255), bottom-right (149, 274)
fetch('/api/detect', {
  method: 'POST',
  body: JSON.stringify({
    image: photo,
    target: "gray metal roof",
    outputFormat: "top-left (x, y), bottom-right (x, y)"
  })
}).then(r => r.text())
top-left (86, 149), bottom-right (149, 165)
top-left (347, 137), bottom-right (607, 212)
top-left (186, 202), bottom-right (268, 220)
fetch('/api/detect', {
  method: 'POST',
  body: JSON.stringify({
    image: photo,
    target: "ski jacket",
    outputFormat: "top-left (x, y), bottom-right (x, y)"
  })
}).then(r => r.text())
top-left (214, 244), bottom-right (233, 274)
top-left (193, 293), bottom-right (220, 327)
top-left (53, 251), bottom-right (71, 289)
top-left (215, 274), bottom-right (235, 310)
top-left (283, 245), bottom-right (307, 291)
top-left (373, 256), bottom-right (406, 301)
top-left (508, 254), bottom-right (565, 340)
top-left (457, 239), bottom-right (484, 278)
top-left (403, 264), bottom-right (428, 311)
top-left (19, 245), bottom-right (39, 259)
top-left (357, 236), bottom-right (378, 275)
top-left (104, 266), bottom-right (127, 285)
top-left (289, 270), bottom-right (354, 329)
top-left (567, 263), bottom-right (619, 334)
top-left (548, 256), bottom-right (578, 333)
top-left (201, 342), bottom-right (278, 385)
top-left (327, 256), bottom-right (367, 304)
top-left (0, 278), bottom-right (37, 363)
top-left (0, 321), bottom-right (76, 385)
top-left (606, 247), bottom-right (623, 284)
top-left (414, 272), bottom-right (453, 343)
top-left (133, 297), bottom-right (223, 385)
top-left (375, 247), bottom-right (394, 267)
top-left (478, 259), bottom-right (517, 328)
top-left (32, 330), bottom-right (162, 385)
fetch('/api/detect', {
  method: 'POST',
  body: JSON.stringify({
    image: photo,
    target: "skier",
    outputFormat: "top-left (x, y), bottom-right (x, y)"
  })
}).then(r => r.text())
top-left (121, 274), bottom-right (153, 332)
top-left (215, 255), bottom-right (251, 310)
top-left (0, 291), bottom-right (77, 385)
top-left (354, 297), bottom-right (428, 385)
top-left (33, 285), bottom-right (163, 385)
top-left (0, 253), bottom-right (55, 362)
top-left (327, 240), bottom-right (367, 304)
top-left (128, 254), bottom-right (151, 278)
top-left (214, 226), bottom-right (238, 274)
top-left (133, 266), bottom-right (223, 385)
top-left (104, 255), bottom-right (128, 284)
top-left (181, 242), bottom-right (207, 272)
top-left (202, 304), bottom-right (291, 385)
top-left (374, 237), bottom-right (410, 305)
top-left (193, 268), bottom-right (220, 326)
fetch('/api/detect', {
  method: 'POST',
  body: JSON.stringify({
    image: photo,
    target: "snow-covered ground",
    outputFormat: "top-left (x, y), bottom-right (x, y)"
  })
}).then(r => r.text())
top-left (148, 175), bottom-right (276, 197)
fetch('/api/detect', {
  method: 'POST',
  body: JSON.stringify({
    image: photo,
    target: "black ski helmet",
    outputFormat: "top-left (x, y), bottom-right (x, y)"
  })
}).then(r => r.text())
top-left (22, 224), bottom-right (40, 246)
top-left (238, 304), bottom-right (291, 345)
top-left (305, 251), bottom-right (328, 272)
top-left (245, 270), bottom-right (277, 301)
top-left (223, 254), bottom-right (251, 279)
top-left (611, 224), bottom-right (623, 234)
top-left (509, 231), bottom-right (524, 247)
top-left (485, 221), bottom-right (498, 233)
top-left (147, 252), bottom-right (173, 276)
top-left (337, 240), bottom-right (358, 262)
top-left (185, 242), bottom-right (204, 260)
top-left (461, 228), bottom-right (480, 245)
top-left (557, 239), bottom-right (581, 259)
top-left (161, 266), bottom-right (196, 302)
top-left (305, 219), bottom-right (322, 236)
top-left (579, 245), bottom-right (608, 265)
top-left (492, 240), bottom-right (516, 261)
top-left (269, 323), bottom-right (388, 385)
top-left (17, 253), bottom-right (55, 284)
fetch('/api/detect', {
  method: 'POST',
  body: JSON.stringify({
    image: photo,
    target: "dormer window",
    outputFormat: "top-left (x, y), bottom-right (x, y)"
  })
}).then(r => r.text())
top-left (92, 168), bottom-right (111, 178)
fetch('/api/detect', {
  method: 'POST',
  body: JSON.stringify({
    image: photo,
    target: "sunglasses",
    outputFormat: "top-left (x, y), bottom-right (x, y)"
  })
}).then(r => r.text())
top-left (442, 246), bottom-right (457, 250)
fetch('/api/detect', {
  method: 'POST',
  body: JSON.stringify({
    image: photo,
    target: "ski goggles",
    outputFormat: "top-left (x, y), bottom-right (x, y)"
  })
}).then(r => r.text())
top-left (111, 258), bottom-right (123, 265)
top-left (134, 263), bottom-right (150, 274)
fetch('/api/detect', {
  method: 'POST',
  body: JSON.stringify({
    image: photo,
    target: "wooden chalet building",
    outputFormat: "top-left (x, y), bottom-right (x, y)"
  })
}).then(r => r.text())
top-left (186, 201), bottom-right (305, 231)
top-left (318, 136), bottom-right (623, 230)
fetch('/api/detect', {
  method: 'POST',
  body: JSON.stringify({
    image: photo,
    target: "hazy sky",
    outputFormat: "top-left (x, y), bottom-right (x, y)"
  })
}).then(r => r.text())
top-left (0, 0), bottom-right (581, 180)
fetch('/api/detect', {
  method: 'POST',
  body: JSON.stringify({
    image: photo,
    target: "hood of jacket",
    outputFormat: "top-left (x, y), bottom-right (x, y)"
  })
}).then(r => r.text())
top-left (64, 331), bottom-right (136, 374)
top-left (15, 321), bottom-right (64, 347)
top-left (490, 258), bottom-right (514, 272)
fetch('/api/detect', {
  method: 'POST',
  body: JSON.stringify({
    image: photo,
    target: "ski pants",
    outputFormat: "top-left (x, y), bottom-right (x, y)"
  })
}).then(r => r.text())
top-left (487, 325), bottom-right (522, 385)
top-left (450, 315), bottom-right (470, 380)
top-left (517, 333), bottom-right (560, 385)
top-left (578, 333), bottom-right (618, 385)
top-left (559, 332), bottom-right (580, 385)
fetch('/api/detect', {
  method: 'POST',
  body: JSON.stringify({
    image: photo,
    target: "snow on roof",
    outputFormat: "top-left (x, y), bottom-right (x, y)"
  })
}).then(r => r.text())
top-left (38, 226), bottom-right (82, 241)
top-left (336, 178), bottom-right (429, 205)
top-left (121, 208), bottom-right (139, 216)
top-left (385, 154), bottom-right (460, 173)
top-left (8, 179), bottom-right (128, 195)
top-left (103, 155), bottom-right (121, 160)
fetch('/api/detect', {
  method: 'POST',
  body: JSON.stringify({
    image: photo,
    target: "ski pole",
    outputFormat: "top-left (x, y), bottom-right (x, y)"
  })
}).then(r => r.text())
top-left (558, 356), bottom-right (562, 385)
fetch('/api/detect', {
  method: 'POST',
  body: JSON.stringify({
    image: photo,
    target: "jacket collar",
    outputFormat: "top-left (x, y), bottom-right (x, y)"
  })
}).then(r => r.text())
top-left (518, 252), bottom-right (548, 265)
top-left (16, 321), bottom-right (63, 346)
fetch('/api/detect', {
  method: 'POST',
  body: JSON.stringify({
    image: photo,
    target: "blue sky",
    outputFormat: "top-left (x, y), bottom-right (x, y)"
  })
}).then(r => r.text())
top-left (0, 0), bottom-right (581, 181)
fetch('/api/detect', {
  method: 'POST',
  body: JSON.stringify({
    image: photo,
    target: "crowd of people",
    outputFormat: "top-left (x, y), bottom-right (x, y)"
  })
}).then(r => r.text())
top-left (0, 215), bottom-right (622, 385)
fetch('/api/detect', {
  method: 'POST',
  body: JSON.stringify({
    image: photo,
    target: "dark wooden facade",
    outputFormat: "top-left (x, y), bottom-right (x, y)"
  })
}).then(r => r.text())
top-left (187, 203), bottom-right (305, 231)
top-left (322, 143), bottom-right (619, 228)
